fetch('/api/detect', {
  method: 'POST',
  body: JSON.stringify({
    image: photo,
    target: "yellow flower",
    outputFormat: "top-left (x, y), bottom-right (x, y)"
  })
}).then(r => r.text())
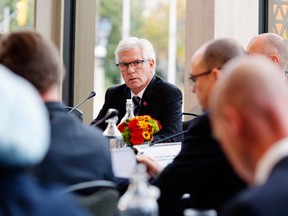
top-left (142, 131), bottom-right (151, 140)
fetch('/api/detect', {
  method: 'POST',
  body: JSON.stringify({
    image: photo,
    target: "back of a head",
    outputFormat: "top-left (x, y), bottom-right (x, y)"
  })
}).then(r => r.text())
top-left (0, 30), bottom-right (64, 94)
top-left (114, 36), bottom-right (156, 66)
top-left (211, 55), bottom-right (288, 120)
top-left (210, 56), bottom-right (288, 183)
top-left (203, 38), bottom-right (245, 69)
top-left (247, 33), bottom-right (288, 71)
top-left (0, 65), bottom-right (50, 170)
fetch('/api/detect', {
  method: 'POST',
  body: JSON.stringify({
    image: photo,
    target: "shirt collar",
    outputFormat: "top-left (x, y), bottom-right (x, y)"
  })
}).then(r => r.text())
top-left (131, 88), bottom-right (146, 99)
top-left (255, 137), bottom-right (288, 185)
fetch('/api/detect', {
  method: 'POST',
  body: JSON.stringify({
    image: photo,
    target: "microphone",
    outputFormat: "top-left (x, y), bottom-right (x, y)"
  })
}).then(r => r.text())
top-left (150, 130), bottom-right (189, 146)
top-left (68, 91), bottom-right (96, 114)
top-left (90, 108), bottom-right (119, 127)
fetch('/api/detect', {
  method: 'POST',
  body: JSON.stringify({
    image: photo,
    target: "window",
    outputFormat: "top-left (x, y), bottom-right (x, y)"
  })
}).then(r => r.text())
top-left (268, 0), bottom-right (288, 42)
top-left (0, 0), bottom-right (35, 33)
top-left (94, 0), bottom-right (186, 116)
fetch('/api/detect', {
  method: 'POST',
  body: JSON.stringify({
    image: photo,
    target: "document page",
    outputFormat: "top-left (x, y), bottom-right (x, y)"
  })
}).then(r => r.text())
top-left (135, 142), bottom-right (182, 167)
top-left (110, 147), bottom-right (137, 178)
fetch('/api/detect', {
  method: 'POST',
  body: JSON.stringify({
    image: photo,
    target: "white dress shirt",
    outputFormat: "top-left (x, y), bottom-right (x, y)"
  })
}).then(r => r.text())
top-left (255, 137), bottom-right (288, 185)
top-left (131, 88), bottom-right (145, 99)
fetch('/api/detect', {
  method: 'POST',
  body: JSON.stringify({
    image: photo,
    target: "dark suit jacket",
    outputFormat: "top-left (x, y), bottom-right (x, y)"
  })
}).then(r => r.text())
top-left (220, 156), bottom-right (288, 216)
top-left (33, 102), bottom-right (115, 188)
top-left (94, 76), bottom-right (184, 143)
top-left (0, 171), bottom-right (89, 216)
top-left (151, 113), bottom-right (246, 215)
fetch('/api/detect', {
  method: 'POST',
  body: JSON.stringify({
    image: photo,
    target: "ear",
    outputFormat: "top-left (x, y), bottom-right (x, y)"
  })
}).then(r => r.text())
top-left (271, 55), bottom-right (279, 64)
top-left (211, 68), bottom-right (222, 81)
top-left (222, 106), bottom-right (244, 138)
top-left (148, 59), bottom-right (155, 72)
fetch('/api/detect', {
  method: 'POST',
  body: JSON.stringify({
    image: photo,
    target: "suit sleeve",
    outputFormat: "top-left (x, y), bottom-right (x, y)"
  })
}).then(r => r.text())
top-left (94, 88), bottom-right (112, 131)
top-left (151, 120), bottom-right (246, 215)
top-left (220, 200), bottom-right (260, 216)
top-left (153, 86), bottom-right (184, 143)
top-left (152, 134), bottom-right (220, 214)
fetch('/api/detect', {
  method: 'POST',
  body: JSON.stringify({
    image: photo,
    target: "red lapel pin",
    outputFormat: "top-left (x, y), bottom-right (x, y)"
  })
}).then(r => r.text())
top-left (143, 101), bottom-right (147, 106)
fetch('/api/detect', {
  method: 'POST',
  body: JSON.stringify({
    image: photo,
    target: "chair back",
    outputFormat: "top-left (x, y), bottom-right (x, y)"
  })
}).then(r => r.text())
top-left (182, 112), bottom-right (199, 131)
top-left (62, 180), bottom-right (119, 216)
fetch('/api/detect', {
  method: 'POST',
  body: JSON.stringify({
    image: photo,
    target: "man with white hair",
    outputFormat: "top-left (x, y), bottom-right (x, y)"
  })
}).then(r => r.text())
top-left (0, 65), bottom-right (89, 215)
top-left (93, 36), bottom-right (184, 142)
top-left (210, 55), bottom-right (288, 216)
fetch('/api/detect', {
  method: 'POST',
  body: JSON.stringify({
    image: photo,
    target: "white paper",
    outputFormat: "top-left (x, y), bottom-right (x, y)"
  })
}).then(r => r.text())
top-left (134, 142), bottom-right (182, 167)
top-left (110, 147), bottom-right (137, 178)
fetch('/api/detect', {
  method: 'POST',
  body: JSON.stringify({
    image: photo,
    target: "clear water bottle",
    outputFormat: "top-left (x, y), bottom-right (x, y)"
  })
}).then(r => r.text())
top-left (103, 110), bottom-right (124, 149)
top-left (119, 99), bottom-right (135, 124)
top-left (118, 164), bottom-right (160, 216)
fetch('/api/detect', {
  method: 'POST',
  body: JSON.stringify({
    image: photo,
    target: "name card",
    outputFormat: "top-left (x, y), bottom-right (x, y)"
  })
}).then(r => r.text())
top-left (134, 142), bottom-right (182, 167)
top-left (111, 143), bottom-right (182, 178)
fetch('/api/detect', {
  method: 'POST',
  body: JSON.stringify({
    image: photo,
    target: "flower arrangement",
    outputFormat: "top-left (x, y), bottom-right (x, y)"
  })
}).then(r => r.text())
top-left (118, 115), bottom-right (162, 146)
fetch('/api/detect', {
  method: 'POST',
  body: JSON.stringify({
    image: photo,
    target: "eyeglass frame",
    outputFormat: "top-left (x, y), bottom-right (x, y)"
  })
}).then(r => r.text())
top-left (188, 69), bottom-right (213, 84)
top-left (116, 59), bottom-right (149, 71)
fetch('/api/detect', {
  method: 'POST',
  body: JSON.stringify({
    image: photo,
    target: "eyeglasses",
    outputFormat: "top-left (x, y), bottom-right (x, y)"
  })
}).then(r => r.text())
top-left (116, 59), bottom-right (149, 71)
top-left (188, 69), bottom-right (213, 84)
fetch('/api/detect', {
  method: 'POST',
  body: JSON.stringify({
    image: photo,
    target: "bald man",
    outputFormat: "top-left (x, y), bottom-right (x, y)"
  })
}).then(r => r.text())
top-left (137, 38), bottom-right (247, 215)
top-left (247, 33), bottom-right (288, 72)
top-left (210, 56), bottom-right (288, 216)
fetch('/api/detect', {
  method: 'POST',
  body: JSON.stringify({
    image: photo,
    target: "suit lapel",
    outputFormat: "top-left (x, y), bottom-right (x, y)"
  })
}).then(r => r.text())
top-left (138, 76), bottom-right (158, 115)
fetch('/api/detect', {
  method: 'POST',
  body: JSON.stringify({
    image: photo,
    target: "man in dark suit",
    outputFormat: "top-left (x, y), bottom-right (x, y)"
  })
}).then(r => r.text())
top-left (211, 56), bottom-right (288, 216)
top-left (0, 64), bottom-right (89, 216)
top-left (92, 37), bottom-right (183, 143)
top-left (0, 30), bottom-right (115, 188)
top-left (137, 38), bottom-right (247, 215)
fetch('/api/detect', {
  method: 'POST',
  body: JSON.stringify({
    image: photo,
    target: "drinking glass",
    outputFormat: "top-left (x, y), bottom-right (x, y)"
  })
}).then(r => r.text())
top-left (184, 208), bottom-right (217, 216)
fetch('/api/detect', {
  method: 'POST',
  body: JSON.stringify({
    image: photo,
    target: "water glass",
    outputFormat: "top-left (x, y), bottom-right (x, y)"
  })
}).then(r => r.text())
top-left (184, 208), bottom-right (217, 216)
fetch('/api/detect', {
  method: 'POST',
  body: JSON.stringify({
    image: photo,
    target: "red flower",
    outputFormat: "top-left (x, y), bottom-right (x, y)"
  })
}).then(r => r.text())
top-left (130, 130), bottom-right (145, 145)
top-left (128, 119), bottom-right (139, 131)
top-left (118, 122), bottom-right (127, 132)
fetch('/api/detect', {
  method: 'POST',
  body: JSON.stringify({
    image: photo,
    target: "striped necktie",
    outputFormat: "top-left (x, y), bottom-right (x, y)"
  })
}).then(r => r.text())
top-left (132, 96), bottom-right (141, 116)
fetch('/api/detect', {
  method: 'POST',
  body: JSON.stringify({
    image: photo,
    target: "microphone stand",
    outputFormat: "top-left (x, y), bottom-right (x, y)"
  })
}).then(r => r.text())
top-left (90, 109), bottom-right (119, 127)
top-left (68, 91), bottom-right (96, 114)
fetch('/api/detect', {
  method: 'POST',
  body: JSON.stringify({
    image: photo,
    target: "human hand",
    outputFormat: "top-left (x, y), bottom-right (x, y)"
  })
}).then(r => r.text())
top-left (136, 154), bottom-right (163, 178)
